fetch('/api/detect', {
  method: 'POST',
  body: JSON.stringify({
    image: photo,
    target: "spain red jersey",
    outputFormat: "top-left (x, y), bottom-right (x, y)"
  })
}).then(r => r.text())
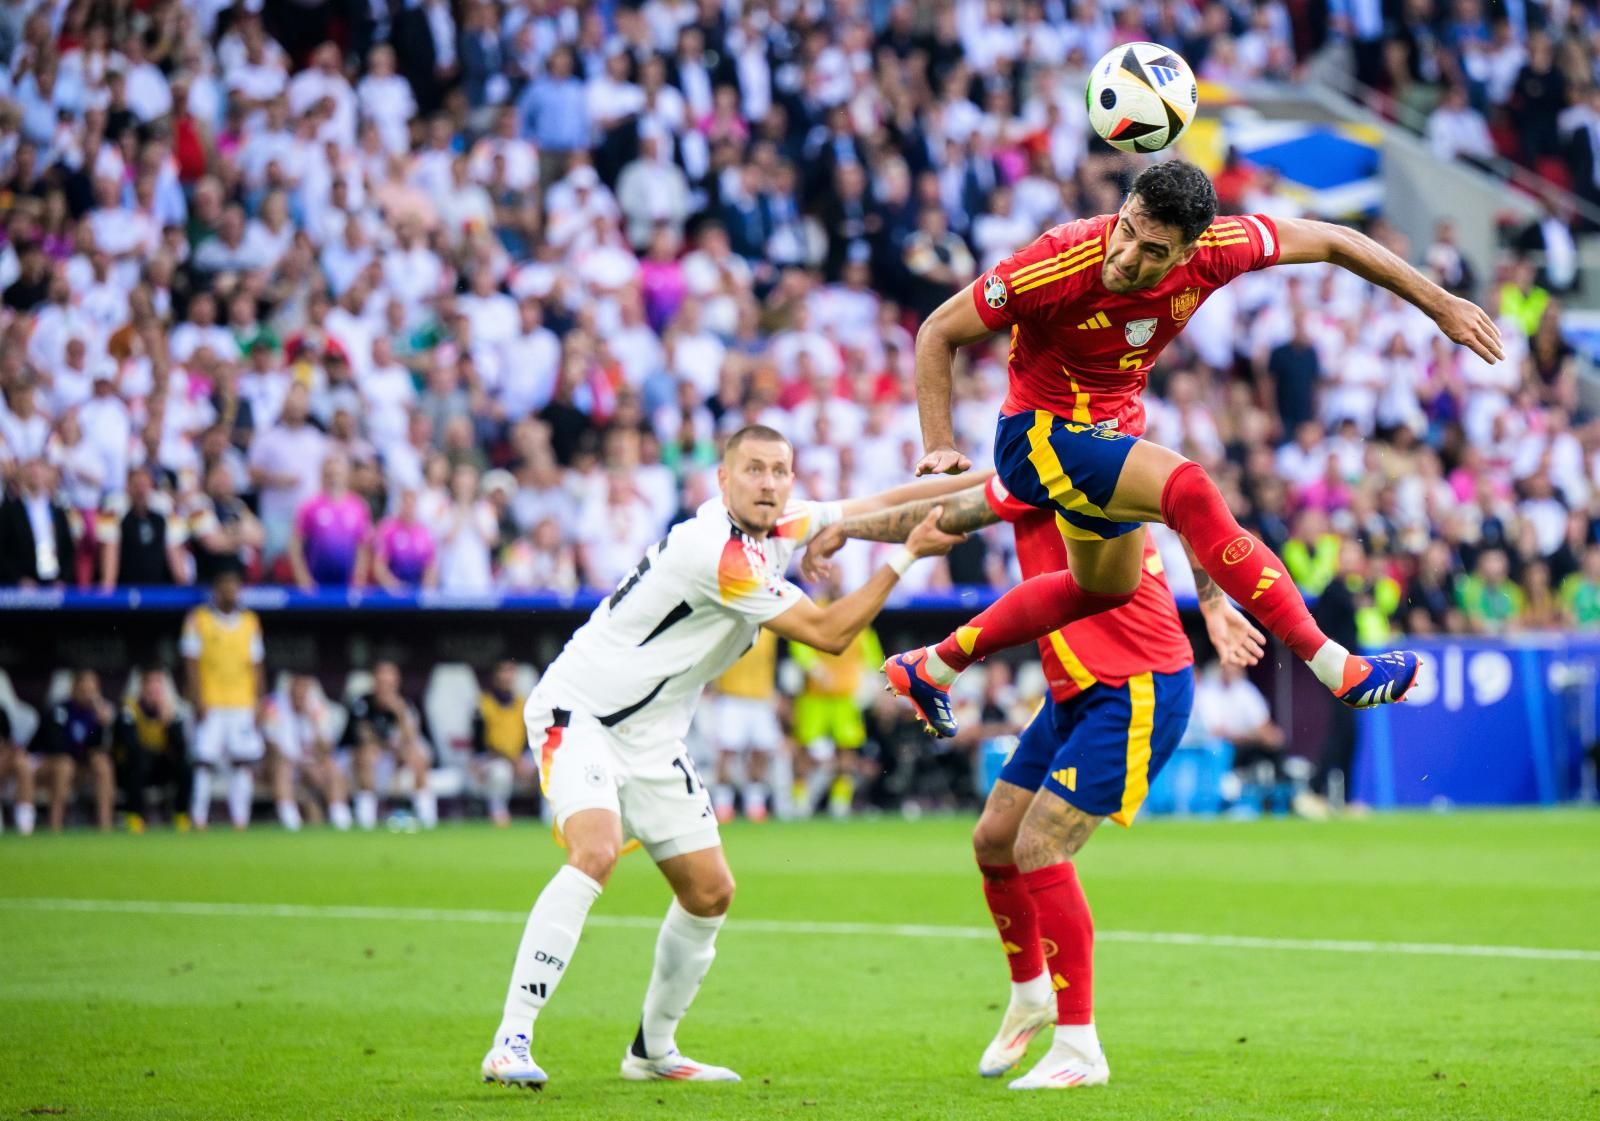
top-left (972, 212), bottom-right (1281, 435)
top-left (984, 475), bottom-right (1193, 701)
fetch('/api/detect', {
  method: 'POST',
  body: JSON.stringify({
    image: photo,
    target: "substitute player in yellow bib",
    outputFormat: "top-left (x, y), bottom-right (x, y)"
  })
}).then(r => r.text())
top-left (788, 578), bottom-right (882, 818)
top-left (180, 567), bottom-right (266, 830)
top-left (473, 659), bottom-right (538, 827)
top-left (702, 630), bottom-right (781, 823)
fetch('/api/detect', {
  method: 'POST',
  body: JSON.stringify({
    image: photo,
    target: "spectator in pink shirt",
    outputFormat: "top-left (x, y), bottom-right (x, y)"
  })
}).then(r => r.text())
top-left (371, 486), bottom-right (437, 591)
top-left (288, 454), bottom-right (371, 590)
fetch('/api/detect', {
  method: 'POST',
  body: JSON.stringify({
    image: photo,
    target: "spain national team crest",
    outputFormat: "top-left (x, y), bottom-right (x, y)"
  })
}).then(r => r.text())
top-left (1171, 286), bottom-right (1201, 321)
top-left (1124, 317), bottom-right (1157, 346)
top-left (983, 273), bottom-right (1008, 309)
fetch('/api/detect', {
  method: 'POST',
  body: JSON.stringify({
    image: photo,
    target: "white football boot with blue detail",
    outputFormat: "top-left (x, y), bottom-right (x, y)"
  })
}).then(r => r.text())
top-left (481, 1033), bottom-right (547, 1089)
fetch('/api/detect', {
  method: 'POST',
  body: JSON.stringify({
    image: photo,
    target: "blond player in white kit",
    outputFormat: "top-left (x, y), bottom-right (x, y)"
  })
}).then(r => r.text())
top-left (481, 426), bottom-right (969, 1088)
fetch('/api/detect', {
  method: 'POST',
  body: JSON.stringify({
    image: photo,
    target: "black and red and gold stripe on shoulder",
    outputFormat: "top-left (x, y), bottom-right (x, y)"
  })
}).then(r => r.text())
top-left (1008, 234), bottom-right (1106, 296)
top-left (1193, 218), bottom-right (1250, 250)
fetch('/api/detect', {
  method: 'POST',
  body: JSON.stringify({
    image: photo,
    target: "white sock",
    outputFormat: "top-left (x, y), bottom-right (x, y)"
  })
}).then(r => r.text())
top-left (1308, 639), bottom-right (1353, 691)
top-left (191, 768), bottom-right (212, 826)
top-left (487, 793), bottom-right (509, 818)
top-left (413, 788), bottom-right (438, 828)
top-left (497, 865), bottom-right (604, 1040)
top-left (276, 799), bottom-right (302, 832)
top-left (742, 783), bottom-right (767, 816)
top-left (354, 791), bottom-right (379, 830)
top-left (639, 899), bottom-right (725, 1059)
top-left (15, 802), bottom-right (35, 836)
top-left (923, 647), bottom-right (959, 686)
top-left (227, 769), bottom-right (253, 828)
top-left (328, 801), bottom-right (353, 831)
top-left (1013, 970), bottom-right (1052, 1008)
top-left (1050, 1022), bottom-right (1102, 1058)
top-left (712, 784), bottom-right (734, 812)
top-left (805, 763), bottom-right (834, 809)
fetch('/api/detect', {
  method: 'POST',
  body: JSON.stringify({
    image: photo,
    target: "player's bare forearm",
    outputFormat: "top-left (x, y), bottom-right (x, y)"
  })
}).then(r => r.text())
top-left (914, 286), bottom-right (994, 469)
top-left (836, 484), bottom-right (1000, 544)
top-left (770, 567), bottom-right (901, 655)
top-left (839, 468), bottom-right (996, 519)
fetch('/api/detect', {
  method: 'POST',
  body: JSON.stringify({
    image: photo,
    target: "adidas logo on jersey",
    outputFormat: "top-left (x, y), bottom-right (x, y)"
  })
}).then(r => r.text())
top-left (1076, 311), bottom-right (1110, 330)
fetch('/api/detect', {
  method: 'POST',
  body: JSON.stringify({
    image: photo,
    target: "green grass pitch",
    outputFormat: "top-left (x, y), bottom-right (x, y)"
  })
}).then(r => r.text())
top-left (3, 811), bottom-right (1599, 1120)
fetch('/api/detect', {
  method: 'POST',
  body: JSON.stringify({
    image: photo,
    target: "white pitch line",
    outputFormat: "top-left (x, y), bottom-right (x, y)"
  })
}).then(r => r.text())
top-left (2, 897), bottom-right (1598, 963)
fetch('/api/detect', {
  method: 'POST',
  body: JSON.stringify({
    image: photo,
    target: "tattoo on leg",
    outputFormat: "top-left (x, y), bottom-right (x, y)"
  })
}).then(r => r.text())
top-left (1014, 791), bottom-right (1103, 870)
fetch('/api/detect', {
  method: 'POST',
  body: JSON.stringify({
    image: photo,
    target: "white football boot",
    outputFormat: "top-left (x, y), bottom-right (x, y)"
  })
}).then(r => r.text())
top-left (1008, 1034), bottom-right (1110, 1091)
top-left (620, 1033), bottom-right (740, 1082)
top-left (978, 995), bottom-right (1054, 1077)
top-left (480, 1033), bottom-right (548, 1089)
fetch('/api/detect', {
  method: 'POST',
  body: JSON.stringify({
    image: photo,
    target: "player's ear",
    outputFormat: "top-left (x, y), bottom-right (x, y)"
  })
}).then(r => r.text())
top-left (1176, 242), bottom-right (1200, 267)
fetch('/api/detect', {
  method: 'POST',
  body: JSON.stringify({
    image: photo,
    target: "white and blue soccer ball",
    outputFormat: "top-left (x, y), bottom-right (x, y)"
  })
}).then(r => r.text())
top-left (1086, 42), bottom-right (1199, 154)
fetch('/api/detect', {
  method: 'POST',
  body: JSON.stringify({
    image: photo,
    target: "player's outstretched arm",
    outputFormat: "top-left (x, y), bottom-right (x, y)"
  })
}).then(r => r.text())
top-left (1274, 217), bottom-right (1505, 364)
top-left (800, 483), bottom-right (1001, 583)
top-left (836, 467), bottom-right (998, 520)
top-left (768, 509), bottom-right (964, 655)
top-left (913, 285), bottom-right (997, 476)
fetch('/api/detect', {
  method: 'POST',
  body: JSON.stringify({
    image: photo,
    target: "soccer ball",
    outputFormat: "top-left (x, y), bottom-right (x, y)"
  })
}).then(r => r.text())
top-left (1086, 42), bottom-right (1198, 154)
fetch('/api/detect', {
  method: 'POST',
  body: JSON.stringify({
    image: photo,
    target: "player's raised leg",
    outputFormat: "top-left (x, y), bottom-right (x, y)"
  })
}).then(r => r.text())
top-left (621, 844), bottom-right (740, 1083)
top-left (894, 438), bottom-right (1417, 730)
top-left (972, 780), bottom-right (1053, 1077)
top-left (886, 530), bottom-right (1146, 736)
top-left (1007, 791), bottom-right (1109, 1091)
top-left (1113, 440), bottom-right (1418, 707)
top-left (483, 806), bottom-right (615, 1089)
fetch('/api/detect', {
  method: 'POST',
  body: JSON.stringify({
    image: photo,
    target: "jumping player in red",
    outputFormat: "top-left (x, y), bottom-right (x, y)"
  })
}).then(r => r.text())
top-left (882, 161), bottom-right (1505, 737)
top-left (804, 471), bottom-right (1265, 1090)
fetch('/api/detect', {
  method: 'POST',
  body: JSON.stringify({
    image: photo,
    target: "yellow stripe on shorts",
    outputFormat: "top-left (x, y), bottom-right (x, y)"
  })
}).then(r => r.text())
top-left (1109, 672), bottom-right (1156, 827)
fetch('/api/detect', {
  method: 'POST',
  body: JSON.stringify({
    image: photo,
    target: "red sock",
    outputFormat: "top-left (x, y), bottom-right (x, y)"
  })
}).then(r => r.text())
top-left (979, 863), bottom-right (1044, 983)
top-left (934, 571), bottom-right (1134, 672)
top-left (1022, 863), bottom-right (1094, 1025)
top-left (1160, 461), bottom-right (1328, 663)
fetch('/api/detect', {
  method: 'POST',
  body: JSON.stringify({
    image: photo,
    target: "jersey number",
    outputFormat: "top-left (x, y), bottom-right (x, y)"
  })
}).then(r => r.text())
top-left (1119, 348), bottom-right (1149, 372)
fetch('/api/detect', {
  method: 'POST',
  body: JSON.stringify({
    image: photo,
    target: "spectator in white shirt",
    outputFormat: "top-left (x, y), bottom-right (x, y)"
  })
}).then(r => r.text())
top-left (79, 371), bottom-right (132, 493)
top-left (357, 44), bottom-right (417, 156)
top-left (497, 298), bottom-right (561, 422)
top-left (616, 131), bottom-right (692, 249)
top-left (0, 382), bottom-right (51, 464)
top-left (247, 383), bottom-right (327, 567)
top-left (1426, 84), bottom-right (1495, 164)
top-left (436, 463), bottom-right (499, 593)
top-left (576, 472), bottom-right (658, 589)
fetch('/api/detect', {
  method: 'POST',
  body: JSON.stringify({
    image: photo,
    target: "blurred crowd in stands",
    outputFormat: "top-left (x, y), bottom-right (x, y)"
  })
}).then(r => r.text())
top-left (0, 0), bottom-right (1598, 656)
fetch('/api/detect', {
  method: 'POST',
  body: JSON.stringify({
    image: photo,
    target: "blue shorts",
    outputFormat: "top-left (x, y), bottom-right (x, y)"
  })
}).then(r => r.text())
top-left (998, 669), bottom-right (1194, 826)
top-left (993, 410), bottom-right (1141, 541)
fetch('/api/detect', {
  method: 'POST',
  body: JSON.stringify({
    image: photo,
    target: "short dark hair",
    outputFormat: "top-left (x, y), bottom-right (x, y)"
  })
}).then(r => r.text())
top-left (1128, 161), bottom-right (1217, 244)
top-left (724, 425), bottom-right (792, 460)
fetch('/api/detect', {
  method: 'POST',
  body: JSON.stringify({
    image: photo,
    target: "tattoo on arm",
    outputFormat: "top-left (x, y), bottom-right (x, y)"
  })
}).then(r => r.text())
top-left (1182, 536), bottom-right (1223, 606)
top-left (835, 486), bottom-right (1000, 543)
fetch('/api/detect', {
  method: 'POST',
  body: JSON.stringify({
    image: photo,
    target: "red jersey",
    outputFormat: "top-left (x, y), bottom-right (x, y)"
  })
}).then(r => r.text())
top-left (972, 212), bottom-right (1281, 435)
top-left (985, 475), bottom-right (1193, 702)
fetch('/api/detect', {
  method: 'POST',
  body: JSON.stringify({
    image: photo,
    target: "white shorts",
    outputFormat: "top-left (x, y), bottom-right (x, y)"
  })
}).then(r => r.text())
top-left (525, 694), bottom-right (720, 863)
top-left (708, 696), bottom-right (782, 754)
top-left (193, 708), bottom-right (265, 765)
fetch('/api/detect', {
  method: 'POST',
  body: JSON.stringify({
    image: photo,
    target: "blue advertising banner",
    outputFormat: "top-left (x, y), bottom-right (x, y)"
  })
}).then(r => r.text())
top-left (1354, 637), bottom-right (1598, 807)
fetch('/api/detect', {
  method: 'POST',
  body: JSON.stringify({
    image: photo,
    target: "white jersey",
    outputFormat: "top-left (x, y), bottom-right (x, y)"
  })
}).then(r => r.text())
top-left (533, 497), bottom-right (839, 758)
